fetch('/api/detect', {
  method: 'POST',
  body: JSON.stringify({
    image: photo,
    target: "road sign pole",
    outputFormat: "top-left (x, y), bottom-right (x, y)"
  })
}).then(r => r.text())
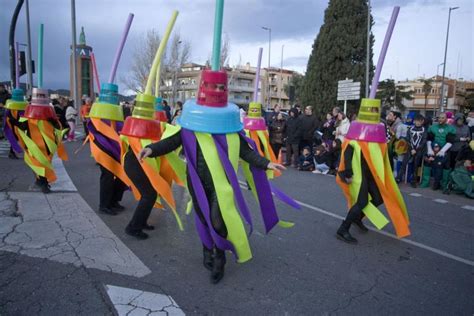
top-left (344, 99), bottom-right (347, 115)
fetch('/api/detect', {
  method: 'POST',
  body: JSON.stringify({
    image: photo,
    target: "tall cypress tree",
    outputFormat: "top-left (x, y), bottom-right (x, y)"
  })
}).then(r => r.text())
top-left (302, 0), bottom-right (374, 116)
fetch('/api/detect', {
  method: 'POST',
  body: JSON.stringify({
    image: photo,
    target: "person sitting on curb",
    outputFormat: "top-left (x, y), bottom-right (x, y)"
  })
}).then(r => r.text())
top-left (312, 144), bottom-right (331, 174)
top-left (298, 146), bottom-right (314, 171)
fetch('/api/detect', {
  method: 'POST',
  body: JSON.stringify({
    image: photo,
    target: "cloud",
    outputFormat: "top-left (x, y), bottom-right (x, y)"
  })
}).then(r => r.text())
top-left (1, 0), bottom-right (472, 95)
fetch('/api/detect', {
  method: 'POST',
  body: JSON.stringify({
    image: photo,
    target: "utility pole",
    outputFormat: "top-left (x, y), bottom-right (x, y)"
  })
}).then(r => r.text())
top-left (262, 26), bottom-right (271, 111)
top-left (9, 0), bottom-right (24, 89)
top-left (71, 0), bottom-right (80, 110)
top-left (278, 44), bottom-right (284, 106)
top-left (439, 6), bottom-right (459, 113)
top-left (25, 0), bottom-right (33, 94)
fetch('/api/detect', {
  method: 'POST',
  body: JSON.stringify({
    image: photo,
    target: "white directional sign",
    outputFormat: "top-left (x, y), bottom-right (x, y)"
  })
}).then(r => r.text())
top-left (337, 79), bottom-right (361, 101)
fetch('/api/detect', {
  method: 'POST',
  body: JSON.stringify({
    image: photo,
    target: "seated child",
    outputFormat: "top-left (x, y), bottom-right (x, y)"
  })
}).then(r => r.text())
top-left (298, 146), bottom-right (315, 171)
top-left (328, 139), bottom-right (342, 174)
top-left (312, 144), bottom-right (331, 174)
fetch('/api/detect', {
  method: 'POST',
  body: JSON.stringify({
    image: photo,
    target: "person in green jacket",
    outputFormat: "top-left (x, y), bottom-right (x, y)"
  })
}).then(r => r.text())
top-left (420, 112), bottom-right (456, 190)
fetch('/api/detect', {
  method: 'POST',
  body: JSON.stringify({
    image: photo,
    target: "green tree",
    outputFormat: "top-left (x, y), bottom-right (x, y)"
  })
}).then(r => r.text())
top-left (376, 79), bottom-right (413, 112)
top-left (301, 0), bottom-right (374, 116)
top-left (421, 78), bottom-right (433, 113)
top-left (284, 73), bottom-right (305, 104)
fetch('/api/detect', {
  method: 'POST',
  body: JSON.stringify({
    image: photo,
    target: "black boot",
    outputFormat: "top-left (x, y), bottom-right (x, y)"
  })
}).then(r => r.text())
top-left (125, 226), bottom-right (149, 240)
top-left (8, 151), bottom-right (18, 159)
top-left (203, 245), bottom-right (214, 271)
top-left (336, 221), bottom-right (358, 244)
top-left (211, 248), bottom-right (226, 284)
top-left (353, 219), bottom-right (369, 233)
top-left (111, 202), bottom-right (125, 211)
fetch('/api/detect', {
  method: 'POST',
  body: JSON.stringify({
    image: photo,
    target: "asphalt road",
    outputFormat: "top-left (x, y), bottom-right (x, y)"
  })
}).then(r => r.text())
top-left (1, 139), bottom-right (473, 315)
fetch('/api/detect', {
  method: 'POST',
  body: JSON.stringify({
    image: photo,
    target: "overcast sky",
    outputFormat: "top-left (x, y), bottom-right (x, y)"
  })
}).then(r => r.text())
top-left (1, 0), bottom-right (472, 94)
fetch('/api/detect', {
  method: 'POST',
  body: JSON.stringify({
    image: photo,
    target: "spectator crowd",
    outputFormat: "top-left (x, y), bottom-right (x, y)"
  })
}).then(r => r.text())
top-left (262, 102), bottom-right (474, 199)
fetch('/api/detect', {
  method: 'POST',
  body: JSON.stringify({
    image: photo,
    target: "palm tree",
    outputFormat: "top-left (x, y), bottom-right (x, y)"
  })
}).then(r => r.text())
top-left (421, 79), bottom-right (433, 114)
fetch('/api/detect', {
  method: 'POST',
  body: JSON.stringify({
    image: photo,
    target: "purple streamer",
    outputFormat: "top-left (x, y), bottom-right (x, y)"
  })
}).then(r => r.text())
top-left (239, 132), bottom-right (280, 233)
top-left (3, 110), bottom-right (23, 153)
top-left (181, 129), bottom-right (235, 254)
top-left (87, 119), bottom-right (121, 161)
top-left (269, 183), bottom-right (301, 210)
top-left (213, 134), bottom-right (253, 233)
top-left (194, 214), bottom-right (214, 250)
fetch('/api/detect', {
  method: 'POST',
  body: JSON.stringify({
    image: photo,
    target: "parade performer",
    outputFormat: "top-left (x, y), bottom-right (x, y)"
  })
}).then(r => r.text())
top-left (243, 48), bottom-right (280, 178)
top-left (11, 24), bottom-right (68, 193)
top-left (138, 0), bottom-right (295, 284)
top-left (336, 7), bottom-right (410, 244)
top-left (87, 14), bottom-right (134, 215)
top-left (120, 11), bottom-right (186, 240)
top-left (4, 89), bottom-right (27, 159)
top-left (4, 42), bottom-right (27, 160)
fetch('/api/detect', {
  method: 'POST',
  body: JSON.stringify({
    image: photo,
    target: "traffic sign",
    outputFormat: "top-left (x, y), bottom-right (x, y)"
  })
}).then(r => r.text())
top-left (337, 79), bottom-right (360, 102)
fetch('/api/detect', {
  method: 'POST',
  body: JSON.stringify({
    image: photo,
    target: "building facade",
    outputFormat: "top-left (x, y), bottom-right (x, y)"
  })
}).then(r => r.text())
top-left (159, 62), bottom-right (298, 110)
top-left (397, 76), bottom-right (471, 117)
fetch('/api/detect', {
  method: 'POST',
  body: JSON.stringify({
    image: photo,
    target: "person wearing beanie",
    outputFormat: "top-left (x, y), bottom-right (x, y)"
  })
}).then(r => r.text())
top-left (449, 113), bottom-right (471, 170)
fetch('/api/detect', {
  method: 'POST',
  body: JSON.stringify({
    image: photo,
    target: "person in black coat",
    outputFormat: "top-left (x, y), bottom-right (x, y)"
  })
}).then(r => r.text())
top-left (296, 106), bottom-right (319, 151)
top-left (285, 108), bottom-right (300, 167)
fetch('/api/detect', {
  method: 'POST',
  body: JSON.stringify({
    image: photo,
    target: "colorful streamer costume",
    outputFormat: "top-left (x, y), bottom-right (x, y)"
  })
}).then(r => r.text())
top-left (120, 94), bottom-right (185, 238)
top-left (145, 67), bottom-right (298, 283)
top-left (88, 83), bottom-right (130, 214)
top-left (336, 99), bottom-right (410, 243)
top-left (4, 89), bottom-right (27, 156)
top-left (244, 102), bottom-right (280, 178)
top-left (118, 10), bottom-right (185, 239)
top-left (12, 88), bottom-right (68, 193)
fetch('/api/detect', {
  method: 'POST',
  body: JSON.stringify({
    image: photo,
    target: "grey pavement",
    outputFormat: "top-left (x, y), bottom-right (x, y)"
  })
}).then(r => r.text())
top-left (0, 140), bottom-right (473, 315)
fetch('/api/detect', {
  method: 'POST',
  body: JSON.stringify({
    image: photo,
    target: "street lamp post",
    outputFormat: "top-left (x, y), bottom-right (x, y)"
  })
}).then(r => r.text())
top-left (262, 26), bottom-right (271, 111)
top-left (70, 0), bottom-right (80, 110)
top-left (278, 44), bottom-right (284, 106)
top-left (434, 62), bottom-right (444, 116)
top-left (439, 6), bottom-right (459, 113)
top-left (25, 0), bottom-right (33, 95)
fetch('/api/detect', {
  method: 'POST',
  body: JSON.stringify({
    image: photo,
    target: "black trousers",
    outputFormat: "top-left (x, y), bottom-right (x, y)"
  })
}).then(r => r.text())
top-left (398, 150), bottom-right (424, 182)
top-left (271, 143), bottom-right (282, 160)
top-left (345, 165), bottom-right (383, 225)
top-left (99, 165), bottom-right (127, 209)
top-left (82, 121), bottom-right (89, 136)
top-left (187, 174), bottom-right (228, 240)
top-left (286, 142), bottom-right (299, 166)
top-left (123, 150), bottom-right (157, 231)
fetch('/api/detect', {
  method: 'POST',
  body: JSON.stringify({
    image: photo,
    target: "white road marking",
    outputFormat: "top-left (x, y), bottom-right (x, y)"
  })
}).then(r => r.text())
top-left (106, 285), bottom-right (184, 316)
top-left (296, 200), bottom-right (474, 267)
top-left (461, 205), bottom-right (474, 211)
top-left (433, 199), bottom-right (449, 204)
top-left (409, 193), bottom-right (422, 197)
top-left (238, 180), bottom-right (474, 267)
